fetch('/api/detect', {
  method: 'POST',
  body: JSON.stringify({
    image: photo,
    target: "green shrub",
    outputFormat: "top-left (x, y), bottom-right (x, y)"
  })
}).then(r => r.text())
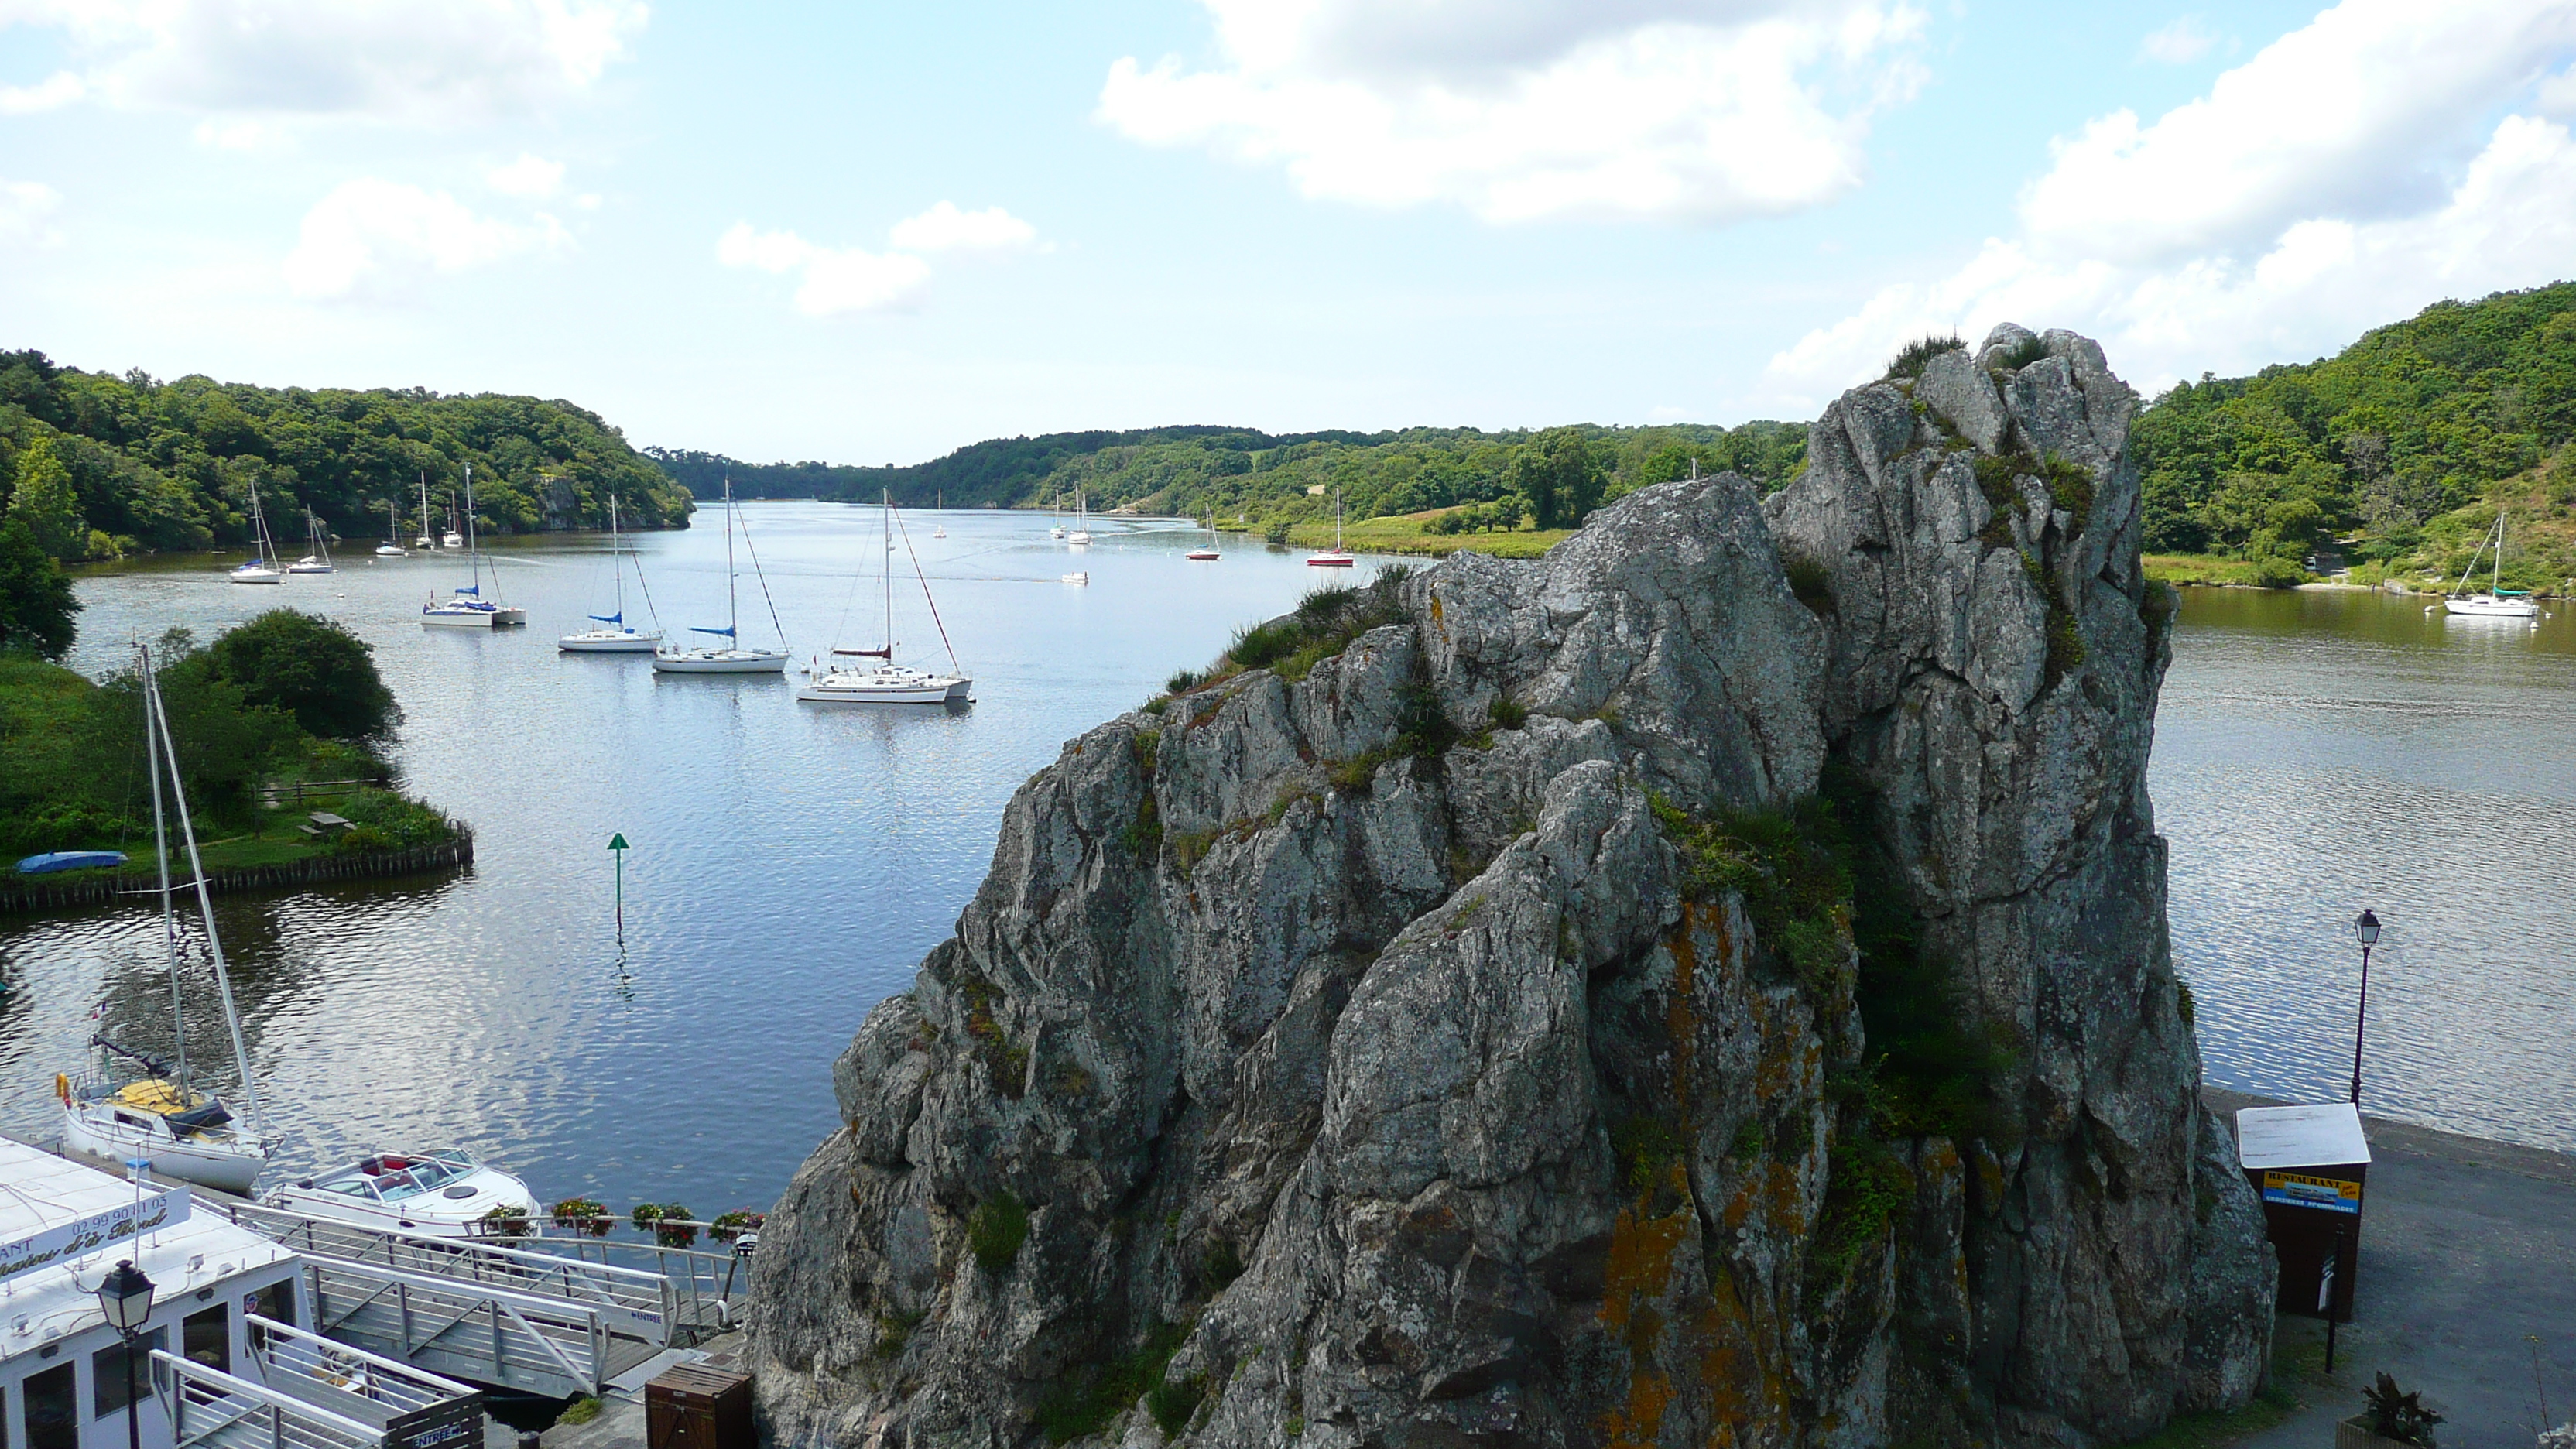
top-left (1035, 1320), bottom-right (1190, 1444)
top-left (1807, 1136), bottom-right (1912, 1291)
top-left (968, 1191), bottom-right (1029, 1272)
top-left (1146, 1375), bottom-right (1208, 1436)
top-left (557, 1397), bottom-right (602, 1427)
top-left (1882, 334), bottom-right (1965, 382)
top-left (331, 789), bottom-right (451, 851)
top-left (1990, 334), bottom-right (2050, 371)
top-left (1165, 667), bottom-right (1205, 694)
top-left (1487, 696), bottom-right (1527, 731)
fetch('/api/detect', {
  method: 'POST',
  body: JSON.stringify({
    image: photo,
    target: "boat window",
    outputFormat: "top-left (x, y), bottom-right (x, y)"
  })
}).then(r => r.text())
top-left (184, 1304), bottom-right (231, 1374)
top-left (91, 1329), bottom-right (164, 1419)
top-left (247, 1278), bottom-right (296, 1332)
top-left (376, 1171), bottom-right (425, 1201)
top-left (320, 1178), bottom-right (376, 1199)
top-left (24, 1364), bottom-right (74, 1449)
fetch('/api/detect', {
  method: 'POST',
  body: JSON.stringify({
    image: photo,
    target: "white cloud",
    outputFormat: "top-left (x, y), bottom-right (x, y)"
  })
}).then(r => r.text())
top-left (1759, 112), bottom-right (2576, 411)
top-left (2138, 16), bottom-right (2215, 64)
top-left (5, 0), bottom-right (644, 123)
top-left (0, 180), bottom-right (64, 245)
top-left (0, 70), bottom-right (84, 114)
top-left (2023, 0), bottom-right (2576, 266)
top-left (716, 223), bottom-right (931, 316)
top-left (1097, 0), bottom-right (1929, 224)
top-left (192, 117), bottom-right (290, 150)
top-left (285, 177), bottom-right (567, 300)
top-left (488, 153), bottom-right (566, 198)
top-left (888, 201), bottom-right (1036, 253)
top-left (2542, 63), bottom-right (2576, 115)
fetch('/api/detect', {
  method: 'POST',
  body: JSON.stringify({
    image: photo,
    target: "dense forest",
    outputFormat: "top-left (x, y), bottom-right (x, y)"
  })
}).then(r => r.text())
top-left (0, 349), bottom-right (694, 564)
top-left (656, 420), bottom-right (1810, 533)
top-left (2134, 283), bottom-right (2576, 586)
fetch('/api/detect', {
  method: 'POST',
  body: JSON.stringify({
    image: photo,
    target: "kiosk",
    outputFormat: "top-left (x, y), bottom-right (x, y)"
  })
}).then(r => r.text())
top-left (2236, 1102), bottom-right (2371, 1320)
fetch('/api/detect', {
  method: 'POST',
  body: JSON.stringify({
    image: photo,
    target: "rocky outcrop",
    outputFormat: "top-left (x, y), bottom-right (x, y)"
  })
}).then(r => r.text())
top-left (745, 329), bottom-right (2274, 1449)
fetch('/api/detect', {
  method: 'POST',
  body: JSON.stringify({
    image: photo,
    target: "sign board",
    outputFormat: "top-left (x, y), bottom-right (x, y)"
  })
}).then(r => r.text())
top-left (385, 1391), bottom-right (485, 1449)
top-left (2262, 1170), bottom-right (2362, 1214)
top-left (0, 1187), bottom-right (190, 1283)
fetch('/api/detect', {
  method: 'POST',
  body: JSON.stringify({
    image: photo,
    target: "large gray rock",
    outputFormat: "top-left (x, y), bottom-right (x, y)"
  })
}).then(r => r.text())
top-left (745, 331), bottom-right (2273, 1449)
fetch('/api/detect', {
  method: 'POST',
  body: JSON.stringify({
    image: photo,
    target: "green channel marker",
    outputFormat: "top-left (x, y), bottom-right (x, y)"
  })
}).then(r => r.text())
top-left (609, 832), bottom-right (629, 947)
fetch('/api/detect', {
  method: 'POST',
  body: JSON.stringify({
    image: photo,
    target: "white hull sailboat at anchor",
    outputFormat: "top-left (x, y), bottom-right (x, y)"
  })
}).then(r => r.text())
top-left (656, 476), bottom-right (790, 673)
top-left (57, 641), bottom-right (273, 1193)
top-left (2441, 512), bottom-right (2541, 618)
top-left (230, 479), bottom-right (286, 584)
top-left (560, 494), bottom-right (665, 653)
top-left (289, 509), bottom-right (335, 573)
top-left (799, 490), bottom-right (972, 704)
top-left (423, 464), bottom-right (527, 627)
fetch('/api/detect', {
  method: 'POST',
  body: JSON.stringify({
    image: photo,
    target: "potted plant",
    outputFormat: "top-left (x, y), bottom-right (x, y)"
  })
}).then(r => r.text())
top-left (2339, 1372), bottom-right (2444, 1449)
top-left (551, 1196), bottom-right (611, 1237)
top-left (708, 1209), bottom-right (763, 1245)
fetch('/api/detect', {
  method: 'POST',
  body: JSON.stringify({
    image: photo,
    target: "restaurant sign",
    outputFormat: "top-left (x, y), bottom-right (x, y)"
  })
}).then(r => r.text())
top-left (2259, 1170), bottom-right (2361, 1214)
top-left (0, 1187), bottom-right (190, 1282)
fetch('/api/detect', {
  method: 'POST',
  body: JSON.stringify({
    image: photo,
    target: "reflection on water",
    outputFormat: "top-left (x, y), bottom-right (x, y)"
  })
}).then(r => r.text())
top-left (5, 542), bottom-right (2567, 1211)
top-left (2156, 587), bottom-right (2576, 1152)
top-left (0, 505), bottom-right (1360, 1211)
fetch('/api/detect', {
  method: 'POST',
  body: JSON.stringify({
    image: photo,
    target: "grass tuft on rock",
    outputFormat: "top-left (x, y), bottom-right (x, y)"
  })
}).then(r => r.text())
top-left (968, 1191), bottom-right (1029, 1273)
top-left (1882, 334), bottom-right (1965, 382)
top-left (1034, 1320), bottom-right (1191, 1444)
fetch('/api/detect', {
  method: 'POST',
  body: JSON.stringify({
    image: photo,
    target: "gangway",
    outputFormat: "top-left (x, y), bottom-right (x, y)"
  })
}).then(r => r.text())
top-left (204, 1201), bottom-right (737, 1399)
top-left (156, 1317), bottom-right (483, 1449)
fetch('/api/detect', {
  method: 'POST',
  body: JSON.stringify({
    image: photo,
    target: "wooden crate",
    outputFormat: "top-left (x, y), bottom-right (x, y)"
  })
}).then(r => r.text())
top-left (646, 1364), bottom-right (754, 1449)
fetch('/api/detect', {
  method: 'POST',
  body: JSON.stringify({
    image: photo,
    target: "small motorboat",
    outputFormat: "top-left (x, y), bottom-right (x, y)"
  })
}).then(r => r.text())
top-left (265, 1149), bottom-right (540, 1238)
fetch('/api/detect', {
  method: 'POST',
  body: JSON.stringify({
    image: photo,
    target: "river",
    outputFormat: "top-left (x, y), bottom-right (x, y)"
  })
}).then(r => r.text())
top-left (3, 523), bottom-right (2568, 1225)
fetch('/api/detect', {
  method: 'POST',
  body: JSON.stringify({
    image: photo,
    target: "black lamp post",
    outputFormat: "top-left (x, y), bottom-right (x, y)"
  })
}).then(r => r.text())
top-left (2350, 909), bottom-right (2381, 1105)
top-left (96, 1259), bottom-right (153, 1449)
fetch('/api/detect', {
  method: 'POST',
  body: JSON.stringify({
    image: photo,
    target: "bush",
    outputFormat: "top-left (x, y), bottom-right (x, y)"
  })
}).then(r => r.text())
top-left (331, 790), bottom-right (452, 851)
top-left (1882, 333), bottom-right (1965, 382)
top-left (1990, 333), bottom-right (2050, 371)
top-left (2361, 1372), bottom-right (2442, 1447)
top-left (968, 1191), bottom-right (1029, 1272)
top-left (191, 609), bottom-right (400, 743)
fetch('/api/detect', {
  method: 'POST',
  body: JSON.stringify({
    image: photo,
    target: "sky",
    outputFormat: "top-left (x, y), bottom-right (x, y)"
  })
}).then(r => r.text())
top-left (3, 0), bottom-right (2574, 465)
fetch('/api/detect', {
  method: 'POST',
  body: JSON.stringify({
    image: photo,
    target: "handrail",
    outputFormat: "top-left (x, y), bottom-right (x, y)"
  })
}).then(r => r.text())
top-left (214, 1201), bottom-right (676, 1327)
top-left (155, 1350), bottom-right (379, 1449)
top-left (245, 1314), bottom-right (474, 1413)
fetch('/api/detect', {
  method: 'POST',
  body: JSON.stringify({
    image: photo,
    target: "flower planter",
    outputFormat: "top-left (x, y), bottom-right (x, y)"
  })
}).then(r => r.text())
top-left (2336, 1416), bottom-right (2427, 1449)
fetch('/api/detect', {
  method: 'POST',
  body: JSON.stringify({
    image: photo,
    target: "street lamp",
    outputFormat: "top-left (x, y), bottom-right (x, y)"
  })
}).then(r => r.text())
top-left (2349, 909), bottom-right (2381, 1105)
top-left (95, 1259), bottom-right (153, 1449)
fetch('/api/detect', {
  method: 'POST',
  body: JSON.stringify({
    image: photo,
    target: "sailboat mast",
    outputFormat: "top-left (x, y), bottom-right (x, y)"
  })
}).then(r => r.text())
top-left (2496, 513), bottom-right (2507, 594)
top-left (143, 648), bottom-right (262, 1134)
top-left (724, 475), bottom-right (739, 641)
top-left (141, 644), bottom-right (185, 1085)
top-left (464, 463), bottom-right (484, 596)
top-left (611, 493), bottom-right (626, 618)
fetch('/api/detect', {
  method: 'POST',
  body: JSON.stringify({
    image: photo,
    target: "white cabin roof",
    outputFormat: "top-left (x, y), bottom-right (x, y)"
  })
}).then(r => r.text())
top-left (2235, 1102), bottom-right (2372, 1170)
top-left (0, 1136), bottom-right (293, 1362)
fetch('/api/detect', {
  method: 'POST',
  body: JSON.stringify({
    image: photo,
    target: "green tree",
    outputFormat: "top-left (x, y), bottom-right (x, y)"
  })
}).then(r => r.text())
top-left (1506, 429), bottom-right (1608, 529)
top-left (190, 609), bottom-right (399, 743)
top-left (6, 433), bottom-right (86, 560)
top-left (0, 516), bottom-right (79, 659)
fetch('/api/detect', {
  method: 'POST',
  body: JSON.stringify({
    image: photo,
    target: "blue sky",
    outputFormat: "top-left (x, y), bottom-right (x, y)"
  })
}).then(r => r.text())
top-left (3, 0), bottom-right (2573, 464)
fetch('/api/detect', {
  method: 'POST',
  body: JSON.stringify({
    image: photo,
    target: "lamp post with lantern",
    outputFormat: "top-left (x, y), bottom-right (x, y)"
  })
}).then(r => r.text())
top-left (95, 1259), bottom-right (154, 1449)
top-left (2349, 909), bottom-right (2381, 1105)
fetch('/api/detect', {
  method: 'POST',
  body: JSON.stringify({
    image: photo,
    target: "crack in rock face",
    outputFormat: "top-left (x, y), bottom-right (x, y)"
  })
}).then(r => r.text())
top-left (745, 327), bottom-right (2276, 1449)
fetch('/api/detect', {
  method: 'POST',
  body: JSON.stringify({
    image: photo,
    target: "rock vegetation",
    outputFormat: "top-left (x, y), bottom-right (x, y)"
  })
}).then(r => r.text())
top-left (745, 327), bottom-right (2276, 1448)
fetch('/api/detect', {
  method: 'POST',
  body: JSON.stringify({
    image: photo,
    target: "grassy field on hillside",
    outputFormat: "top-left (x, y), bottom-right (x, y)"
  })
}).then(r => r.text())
top-left (1270, 508), bottom-right (1575, 560)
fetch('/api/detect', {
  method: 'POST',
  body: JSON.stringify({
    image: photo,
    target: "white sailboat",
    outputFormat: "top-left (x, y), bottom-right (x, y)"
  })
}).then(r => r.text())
top-left (1307, 488), bottom-right (1355, 567)
top-left (1050, 490), bottom-right (1067, 540)
top-left (560, 493), bottom-right (665, 653)
top-left (229, 480), bottom-right (285, 584)
top-left (1187, 509), bottom-right (1220, 561)
top-left (1067, 487), bottom-right (1092, 546)
top-left (799, 491), bottom-right (971, 704)
top-left (57, 642), bottom-right (273, 1193)
top-left (289, 510), bottom-right (336, 573)
top-left (2442, 512), bottom-right (2541, 618)
top-left (375, 498), bottom-right (409, 557)
top-left (423, 464), bottom-right (526, 627)
top-left (933, 490), bottom-right (947, 539)
top-left (415, 471), bottom-right (437, 550)
top-left (656, 476), bottom-right (790, 673)
top-left (441, 491), bottom-right (463, 550)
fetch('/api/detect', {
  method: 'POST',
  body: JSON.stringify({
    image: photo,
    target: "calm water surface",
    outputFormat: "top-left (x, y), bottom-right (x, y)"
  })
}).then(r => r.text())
top-left (3, 540), bottom-right (2568, 1221)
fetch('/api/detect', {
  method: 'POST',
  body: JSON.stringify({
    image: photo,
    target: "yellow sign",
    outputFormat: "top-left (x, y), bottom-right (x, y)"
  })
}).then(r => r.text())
top-left (2260, 1170), bottom-right (2362, 1214)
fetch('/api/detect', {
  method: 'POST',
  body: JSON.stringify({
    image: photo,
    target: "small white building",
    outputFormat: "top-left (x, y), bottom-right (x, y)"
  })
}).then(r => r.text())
top-left (0, 1136), bottom-right (303, 1449)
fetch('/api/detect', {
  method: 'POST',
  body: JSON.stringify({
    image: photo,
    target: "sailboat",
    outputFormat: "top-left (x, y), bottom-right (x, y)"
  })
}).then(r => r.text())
top-left (415, 472), bottom-right (437, 550)
top-left (422, 464), bottom-right (527, 627)
top-left (933, 490), bottom-right (947, 539)
top-left (289, 511), bottom-right (336, 573)
top-left (560, 494), bottom-right (665, 653)
top-left (799, 491), bottom-right (971, 703)
top-left (1050, 490), bottom-right (1067, 540)
top-left (229, 480), bottom-right (285, 584)
top-left (2443, 512), bottom-right (2541, 618)
top-left (57, 642), bottom-right (273, 1192)
top-left (1307, 488), bottom-right (1355, 567)
top-left (1187, 509), bottom-right (1220, 561)
top-left (1067, 488), bottom-right (1092, 546)
top-left (375, 499), bottom-right (409, 557)
top-left (441, 492), bottom-right (464, 550)
top-left (656, 476), bottom-right (790, 673)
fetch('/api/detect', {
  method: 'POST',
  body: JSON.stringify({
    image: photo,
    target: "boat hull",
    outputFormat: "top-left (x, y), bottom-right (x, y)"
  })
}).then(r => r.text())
top-left (422, 609), bottom-right (499, 628)
top-left (60, 1101), bottom-right (267, 1194)
top-left (559, 632), bottom-right (661, 653)
top-left (375, 546), bottom-right (409, 557)
top-left (655, 650), bottom-right (789, 673)
top-left (1187, 550), bottom-right (1219, 560)
top-left (2444, 595), bottom-right (2539, 618)
top-left (1307, 553), bottom-right (1355, 567)
top-left (796, 676), bottom-right (971, 704)
top-left (265, 1161), bottom-right (540, 1238)
top-left (231, 570), bottom-right (284, 585)
top-left (288, 564), bottom-right (334, 574)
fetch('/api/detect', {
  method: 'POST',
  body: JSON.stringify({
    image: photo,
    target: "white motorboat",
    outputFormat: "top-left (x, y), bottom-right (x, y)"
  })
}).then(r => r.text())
top-left (560, 494), bottom-right (665, 653)
top-left (798, 490), bottom-right (972, 704)
top-left (58, 641), bottom-right (274, 1193)
top-left (425, 464), bottom-right (528, 627)
top-left (375, 497), bottom-right (409, 556)
top-left (231, 478), bottom-right (286, 583)
top-left (657, 475), bottom-right (789, 674)
top-left (1307, 487), bottom-right (1355, 567)
top-left (265, 1148), bottom-right (540, 1238)
top-left (288, 509), bottom-right (335, 573)
top-left (1187, 508), bottom-right (1220, 560)
top-left (2441, 512), bottom-right (2540, 618)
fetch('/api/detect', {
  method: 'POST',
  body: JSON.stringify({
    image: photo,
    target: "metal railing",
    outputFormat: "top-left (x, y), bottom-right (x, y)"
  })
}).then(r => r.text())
top-left (156, 1350), bottom-right (382, 1449)
top-left (241, 1315), bottom-right (474, 1424)
top-left (302, 1256), bottom-right (622, 1398)
top-left (213, 1201), bottom-right (678, 1341)
top-left (493, 1232), bottom-right (747, 1340)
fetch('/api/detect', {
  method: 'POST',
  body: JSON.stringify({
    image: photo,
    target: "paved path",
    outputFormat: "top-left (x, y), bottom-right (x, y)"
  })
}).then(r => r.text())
top-left (2207, 1089), bottom-right (2576, 1449)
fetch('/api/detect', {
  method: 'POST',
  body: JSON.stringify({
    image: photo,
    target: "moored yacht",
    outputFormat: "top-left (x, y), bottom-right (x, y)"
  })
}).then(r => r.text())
top-left (656, 476), bottom-right (789, 673)
top-left (288, 510), bottom-right (335, 574)
top-left (264, 1149), bottom-right (540, 1238)
top-left (799, 491), bottom-right (973, 704)
top-left (423, 465), bottom-right (526, 627)
top-left (376, 498), bottom-right (409, 556)
top-left (559, 494), bottom-right (664, 653)
top-left (230, 479), bottom-right (285, 584)
top-left (1307, 488), bottom-right (1355, 567)
top-left (2442, 512), bottom-right (2540, 618)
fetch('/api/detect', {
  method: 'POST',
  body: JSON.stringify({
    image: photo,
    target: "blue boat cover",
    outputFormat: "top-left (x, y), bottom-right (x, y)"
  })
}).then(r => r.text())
top-left (690, 625), bottom-right (735, 635)
top-left (589, 612), bottom-right (622, 624)
top-left (455, 584), bottom-right (479, 594)
top-left (16, 851), bottom-right (127, 875)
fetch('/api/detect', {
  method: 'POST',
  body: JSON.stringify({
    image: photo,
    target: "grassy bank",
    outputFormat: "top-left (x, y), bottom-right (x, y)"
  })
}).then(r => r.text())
top-left (2143, 554), bottom-right (2311, 587)
top-left (1267, 507), bottom-right (1575, 560)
